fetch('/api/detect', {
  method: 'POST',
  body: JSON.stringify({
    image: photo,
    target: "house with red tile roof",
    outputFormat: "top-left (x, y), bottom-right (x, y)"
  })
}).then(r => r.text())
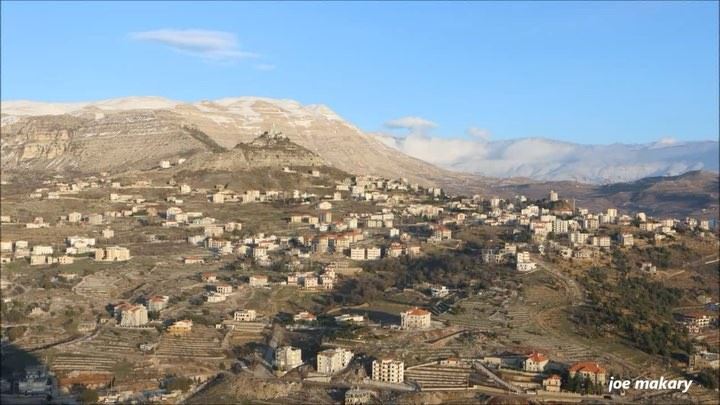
top-left (569, 361), bottom-right (607, 385)
top-left (523, 351), bottom-right (549, 372)
top-left (401, 307), bottom-right (431, 330)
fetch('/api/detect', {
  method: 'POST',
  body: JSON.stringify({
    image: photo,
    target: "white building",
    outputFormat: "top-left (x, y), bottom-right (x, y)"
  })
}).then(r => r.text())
top-left (234, 309), bottom-right (257, 322)
top-left (95, 246), bottom-right (131, 261)
top-left (350, 247), bottom-right (366, 261)
top-left (372, 359), bottom-right (404, 383)
top-left (400, 307), bottom-right (431, 330)
top-left (120, 305), bottom-right (149, 327)
top-left (249, 275), bottom-right (268, 287)
top-left (32, 245), bottom-right (53, 256)
top-left (549, 190), bottom-right (558, 202)
top-left (316, 348), bottom-right (353, 375)
top-left (524, 352), bottom-right (549, 372)
top-left (516, 251), bottom-right (536, 272)
top-left (619, 233), bottom-right (634, 247)
top-left (366, 247), bottom-right (381, 260)
top-left (275, 346), bottom-right (303, 371)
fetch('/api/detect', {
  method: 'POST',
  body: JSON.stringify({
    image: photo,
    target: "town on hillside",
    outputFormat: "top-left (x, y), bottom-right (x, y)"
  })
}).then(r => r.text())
top-left (0, 152), bottom-right (719, 404)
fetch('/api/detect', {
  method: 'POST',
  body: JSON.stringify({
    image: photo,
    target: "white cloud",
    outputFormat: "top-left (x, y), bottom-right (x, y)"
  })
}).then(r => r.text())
top-left (466, 126), bottom-right (492, 142)
top-left (400, 133), bottom-right (488, 166)
top-left (130, 29), bottom-right (258, 61)
top-left (384, 116), bottom-right (437, 132)
top-left (656, 136), bottom-right (677, 145)
top-left (373, 126), bottom-right (717, 183)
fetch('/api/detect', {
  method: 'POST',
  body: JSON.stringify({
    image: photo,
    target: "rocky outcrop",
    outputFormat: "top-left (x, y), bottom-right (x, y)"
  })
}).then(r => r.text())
top-left (177, 131), bottom-right (327, 172)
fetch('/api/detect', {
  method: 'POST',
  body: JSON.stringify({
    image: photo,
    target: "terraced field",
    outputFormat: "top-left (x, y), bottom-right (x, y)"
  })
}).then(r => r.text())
top-left (405, 362), bottom-right (472, 390)
top-left (50, 352), bottom-right (117, 372)
top-left (155, 326), bottom-right (224, 359)
top-left (227, 321), bottom-right (267, 345)
top-left (439, 295), bottom-right (505, 331)
top-left (73, 274), bottom-right (121, 298)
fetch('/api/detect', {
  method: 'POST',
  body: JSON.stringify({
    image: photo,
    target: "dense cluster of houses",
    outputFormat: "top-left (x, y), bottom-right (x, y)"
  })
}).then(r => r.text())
top-left (2, 167), bottom-right (718, 404)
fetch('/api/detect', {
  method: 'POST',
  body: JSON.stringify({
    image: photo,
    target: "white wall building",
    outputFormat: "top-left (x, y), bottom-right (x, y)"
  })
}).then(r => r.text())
top-left (372, 359), bottom-right (404, 383)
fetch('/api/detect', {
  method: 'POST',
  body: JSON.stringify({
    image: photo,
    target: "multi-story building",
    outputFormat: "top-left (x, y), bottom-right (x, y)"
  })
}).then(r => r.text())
top-left (552, 219), bottom-right (569, 234)
top-left (523, 352), bottom-right (549, 372)
top-left (619, 233), bottom-right (634, 247)
top-left (32, 245), bottom-right (53, 256)
top-left (234, 309), bottom-right (257, 322)
top-left (95, 246), bottom-right (131, 261)
top-left (316, 348), bottom-right (353, 375)
top-left (366, 247), bottom-right (381, 260)
top-left (371, 359), bottom-right (404, 383)
top-left (350, 247), bottom-right (366, 261)
top-left (591, 235), bottom-right (611, 248)
top-left (516, 251), bottom-right (536, 272)
top-left (120, 304), bottom-right (148, 327)
top-left (275, 346), bottom-right (303, 371)
top-left (216, 284), bottom-right (233, 295)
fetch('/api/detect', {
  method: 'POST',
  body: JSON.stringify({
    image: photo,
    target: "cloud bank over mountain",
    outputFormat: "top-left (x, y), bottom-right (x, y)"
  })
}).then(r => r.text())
top-left (375, 132), bottom-right (719, 184)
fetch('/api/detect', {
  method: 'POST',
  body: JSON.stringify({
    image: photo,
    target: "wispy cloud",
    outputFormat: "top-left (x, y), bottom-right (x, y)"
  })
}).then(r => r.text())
top-left (384, 116), bottom-right (437, 132)
top-left (466, 126), bottom-right (492, 142)
top-left (129, 29), bottom-right (258, 62)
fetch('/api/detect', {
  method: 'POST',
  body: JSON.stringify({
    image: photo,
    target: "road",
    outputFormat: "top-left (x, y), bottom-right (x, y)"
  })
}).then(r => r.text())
top-left (27, 324), bottom-right (103, 353)
top-left (472, 361), bottom-right (522, 393)
top-left (533, 257), bottom-right (585, 306)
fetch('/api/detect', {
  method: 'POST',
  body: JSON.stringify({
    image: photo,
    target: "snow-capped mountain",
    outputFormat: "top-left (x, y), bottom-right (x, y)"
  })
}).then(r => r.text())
top-left (376, 134), bottom-right (718, 184)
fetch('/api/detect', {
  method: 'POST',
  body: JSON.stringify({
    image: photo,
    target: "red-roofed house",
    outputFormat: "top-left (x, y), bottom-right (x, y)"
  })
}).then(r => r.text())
top-left (400, 307), bottom-right (431, 330)
top-left (569, 361), bottom-right (607, 385)
top-left (523, 351), bottom-right (549, 372)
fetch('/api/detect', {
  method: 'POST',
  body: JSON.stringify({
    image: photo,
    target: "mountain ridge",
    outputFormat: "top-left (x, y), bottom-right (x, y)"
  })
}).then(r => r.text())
top-left (1, 97), bottom-right (455, 186)
top-left (2, 96), bottom-right (718, 186)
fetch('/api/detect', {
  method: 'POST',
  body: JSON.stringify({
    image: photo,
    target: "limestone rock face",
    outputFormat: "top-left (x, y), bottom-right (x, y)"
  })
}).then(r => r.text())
top-left (2, 97), bottom-right (452, 185)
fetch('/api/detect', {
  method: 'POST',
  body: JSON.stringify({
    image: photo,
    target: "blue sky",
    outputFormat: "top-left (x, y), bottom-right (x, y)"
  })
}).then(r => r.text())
top-left (2, 1), bottom-right (718, 144)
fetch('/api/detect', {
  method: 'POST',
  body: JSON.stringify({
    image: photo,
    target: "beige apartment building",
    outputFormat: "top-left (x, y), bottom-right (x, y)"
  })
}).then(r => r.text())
top-left (371, 359), bottom-right (404, 383)
top-left (120, 305), bottom-right (148, 327)
top-left (275, 346), bottom-right (303, 371)
top-left (316, 348), bottom-right (353, 375)
top-left (234, 309), bottom-right (257, 322)
top-left (95, 246), bottom-right (131, 261)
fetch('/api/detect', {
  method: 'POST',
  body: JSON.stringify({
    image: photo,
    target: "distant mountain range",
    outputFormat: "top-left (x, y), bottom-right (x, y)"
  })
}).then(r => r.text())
top-left (2, 96), bottom-right (717, 186)
top-left (376, 134), bottom-right (718, 184)
top-left (487, 170), bottom-right (719, 218)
